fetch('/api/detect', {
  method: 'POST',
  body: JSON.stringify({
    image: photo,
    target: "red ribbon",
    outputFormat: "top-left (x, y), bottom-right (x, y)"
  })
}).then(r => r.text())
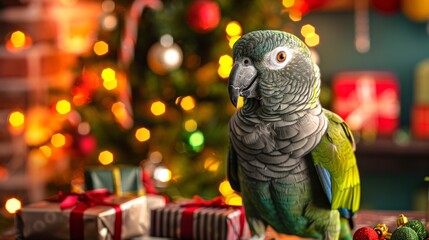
top-left (180, 196), bottom-right (246, 239)
top-left (53, 189), bottom-right (122, 240)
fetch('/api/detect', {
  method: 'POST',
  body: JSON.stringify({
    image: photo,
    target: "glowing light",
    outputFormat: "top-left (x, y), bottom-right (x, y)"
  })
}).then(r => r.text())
top-left (8, 111), bottom-right (24, 127)
top-left (189, 130), bottom-right (204, 150)
top-left (180, 96), bottom-right (196, 111)
top-left (39, 145), bottom-right (52, 158)
top-left (218, 55), bottom-right (234, 79)
top-left (154, 166), bottom-right (172, 183)
top-left (101, 68), bottom-right (115, 81)
top-left (228, 36), bottom-right (241, 48)
top-left (204, 157), bottom-right (220, 172)
top-left (219, 180), bottom-right (234, 196)
top-left (289, 10), bottom-right (302, 22)
top-left (102, 0), bottom-right (115, 13)
top-left (225, 21), bottom-right (242, 37)
top-left (93, 41), bottom-right (109, 56)
top-left (226, 193), bottom-right (243, 206)
top-left (184, 119), bottom-right (198, 132)
top-left (219, 55), bottom-right (233, 66)
top-left (10, 31), bottom-right (26, 48)
top-left (301, 24), bottom-right (315, 37)
top-left (5, 198), bottom-right (21, 214)
top-left (135, 127), bottom-right (150, 142)
top-left (77, 122), bottom-right (91, 135)
top-left (98, 150), bottom-right (114, 165)
top-left (55, 100), bottom-right (71, 115)
top-left (305, 33), bottom-right (320, 47)
top-left (151, 101), bottom-right (166, 116)
top-left (218, 65), bottom-right (233, 79)
top-left (282, 0), bottom-right (295, 8)
top-left (102, 14), bottom-right (118, 30)
top-left (51, 133), bottom-right (66, 148)
top-left (103, 78), bottom-right (118, 90)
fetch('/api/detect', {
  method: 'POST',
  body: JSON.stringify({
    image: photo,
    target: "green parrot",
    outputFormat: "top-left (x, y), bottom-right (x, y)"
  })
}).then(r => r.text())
top-left (227, 30), bottom-right (360, 240)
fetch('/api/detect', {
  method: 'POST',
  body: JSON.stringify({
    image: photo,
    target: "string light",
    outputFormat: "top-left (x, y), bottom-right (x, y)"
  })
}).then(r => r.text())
top-left (8, 111), bottom-right (24, 127)
top-left (55, 100), bottom-right (71, 115)
top-left (218, 54), bottom-right (233, 79)
top-left (203, 157), bottom-right (220, 172)
top-left (5, 198), bottom-right (21, 214)
top-left (39, 145), bottom-right (52, 158)
top-left (93, 41), bottom-right (109, 56)
top-left (184, 119), bottom-right (198, 132)
top-left (154, 166), bottom-right (172, 182)
top-left (189, 130), bottom-right (204, 151)
top-left (98, 150), bottom-right (114, 165)
top-left (301, 24), bottom-right (315, 37)
top-left (282, 0), bottom-right (295, 8)
top-left (226, 21), bottom-right (242, 37)
top-left (180, 96), bottom-right (196, 111)
top-left (51, 133), bottom-right (66, 148)
top-left (151, 101), bottom-right (166, 116)
top-left (135, 127), bottom-right (150, 142)
top-left (305, 33), bottom-right (320, 47)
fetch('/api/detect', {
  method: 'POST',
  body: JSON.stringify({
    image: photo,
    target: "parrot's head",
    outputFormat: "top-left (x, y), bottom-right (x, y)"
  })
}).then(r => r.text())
top-left (228, 30), bottom-right (321, 113)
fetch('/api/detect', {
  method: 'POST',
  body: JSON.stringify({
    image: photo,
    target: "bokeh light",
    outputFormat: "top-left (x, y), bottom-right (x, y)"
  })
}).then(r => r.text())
top-left (305, 33), bottom-right (320, 47)
top-left (301, 24), bottom-right (315, 37)
top-left (135, 127), bottom-right (150, 142)
top-left (51, 133), bottom-right (66, 148)
top-left (226, 193), bottom-right (243, 206)
top-left (93, 41), bottom-right (109, 56)
top-left (282, 0), bottom-right (295, 8)
top-left (98, 150), bottom-right (114, 165)
top-left (10, 31), bottom-right (26, 48)
top-left (189, 130), bottom-right (204, 151)
top-left (204, 157), bottom-right (220, 172)
top-left (151, 101), bottom-right (166, 116)
top-left (101, 68), bottom-right (115, 81)
top-left (56, 100), bottom-right (71, 115)
top-left (226, 21), bottom-right (242, 37)
top-left (5, 198), bottom-right (21, 214)
top-left (154, 166), bottom-right (172, 183)
top-left (39, 145), bottom-right (52, 158)
top-left (8, 111), bottom-right (24, 127)
top-left (180, 96), bottom-right (196, 111)
top-left (184, 119), bottom-right (198, 132)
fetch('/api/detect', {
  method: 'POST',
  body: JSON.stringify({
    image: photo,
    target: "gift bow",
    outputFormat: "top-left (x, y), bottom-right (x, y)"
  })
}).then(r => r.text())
top-left (180, 196), bottom-right (246, 239)
top-left (52, 189), bottom-right (122, 240)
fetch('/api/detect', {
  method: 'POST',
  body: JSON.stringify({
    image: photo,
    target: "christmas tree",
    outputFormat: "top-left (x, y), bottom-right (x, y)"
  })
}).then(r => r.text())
top-left (57, 0), bottom-right (322, 201)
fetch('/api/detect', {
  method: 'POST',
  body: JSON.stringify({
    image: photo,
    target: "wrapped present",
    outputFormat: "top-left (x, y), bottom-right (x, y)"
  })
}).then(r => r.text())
top-left (332, 71), bottom-right (400, 137)
top-left (150, 196), bottom-right (250, 240)
top-left (411, 104), bottom-right (429, 139)
top-left (84, 165), bottom-right (144, 196)
top-left (16, 189), bottom-right (149, 240)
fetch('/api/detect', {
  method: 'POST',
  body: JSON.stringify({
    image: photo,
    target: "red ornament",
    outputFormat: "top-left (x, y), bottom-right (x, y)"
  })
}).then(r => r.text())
top-left (353, 227), bottom-right (379, 240)
top-left (293, 0), bottom-right (330, 15)
top-left (372, 0), bottom-right (401, 15)
top-left (186, 0), bottom-right (220, 33)
top-left (73, 134), bottom-right (96, 157)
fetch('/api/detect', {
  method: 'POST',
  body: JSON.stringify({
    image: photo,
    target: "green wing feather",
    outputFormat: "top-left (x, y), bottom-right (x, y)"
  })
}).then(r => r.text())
top-left (311, 110), bottom-right (361, 213)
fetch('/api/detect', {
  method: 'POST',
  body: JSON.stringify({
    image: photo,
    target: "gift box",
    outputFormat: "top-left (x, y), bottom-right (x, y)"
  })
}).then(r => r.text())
top-left (84, 165), bottom-right (144, 196)
top-left (411, 104), bottom-right (429, 139)
top-left (16, 190), bottom-right (149, 240)
top-left (332, 71), bottom-right (400, 136)
top-left (150, 197), bottom-right (251, 240)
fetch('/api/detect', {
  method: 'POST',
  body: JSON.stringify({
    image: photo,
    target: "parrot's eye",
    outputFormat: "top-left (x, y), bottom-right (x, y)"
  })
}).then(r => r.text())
top-left (276, 51), bottom-right (287, 62)
top-left (263, 47), bottom-right (292, 70)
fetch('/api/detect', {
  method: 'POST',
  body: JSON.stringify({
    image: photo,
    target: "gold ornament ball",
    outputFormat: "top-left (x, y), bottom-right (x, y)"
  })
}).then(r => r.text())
top-left (402, 0), bottom-right (429, 22)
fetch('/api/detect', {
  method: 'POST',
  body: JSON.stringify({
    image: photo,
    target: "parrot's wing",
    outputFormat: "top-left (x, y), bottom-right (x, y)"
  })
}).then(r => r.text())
top-left (227, 142), bottom-right (241, 192)
top-left (311, 109), bottom-right (360, 214)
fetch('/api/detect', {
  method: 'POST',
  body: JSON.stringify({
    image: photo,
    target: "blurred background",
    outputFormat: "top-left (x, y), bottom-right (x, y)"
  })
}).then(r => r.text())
top-left (1, 0), bottom-right (429, 234)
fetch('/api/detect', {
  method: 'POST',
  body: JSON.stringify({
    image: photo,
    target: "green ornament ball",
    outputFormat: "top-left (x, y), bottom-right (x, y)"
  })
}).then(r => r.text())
top-left (404, 220), bottom-right (427, 240)
top-left (391, 226), bottom-right (419, 240)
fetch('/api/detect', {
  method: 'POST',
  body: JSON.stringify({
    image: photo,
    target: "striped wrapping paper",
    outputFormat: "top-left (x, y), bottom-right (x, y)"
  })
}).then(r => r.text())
top-left (150, 202), bottom-right (251, 240)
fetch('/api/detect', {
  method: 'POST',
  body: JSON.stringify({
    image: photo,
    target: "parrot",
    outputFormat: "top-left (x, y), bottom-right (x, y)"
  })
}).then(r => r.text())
top-left (227, 30), bottom-right (360, 240)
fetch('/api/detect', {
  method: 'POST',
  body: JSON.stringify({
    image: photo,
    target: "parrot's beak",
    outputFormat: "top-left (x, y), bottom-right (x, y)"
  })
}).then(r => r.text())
top-left (228, 58), bottom-right (258, 107)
